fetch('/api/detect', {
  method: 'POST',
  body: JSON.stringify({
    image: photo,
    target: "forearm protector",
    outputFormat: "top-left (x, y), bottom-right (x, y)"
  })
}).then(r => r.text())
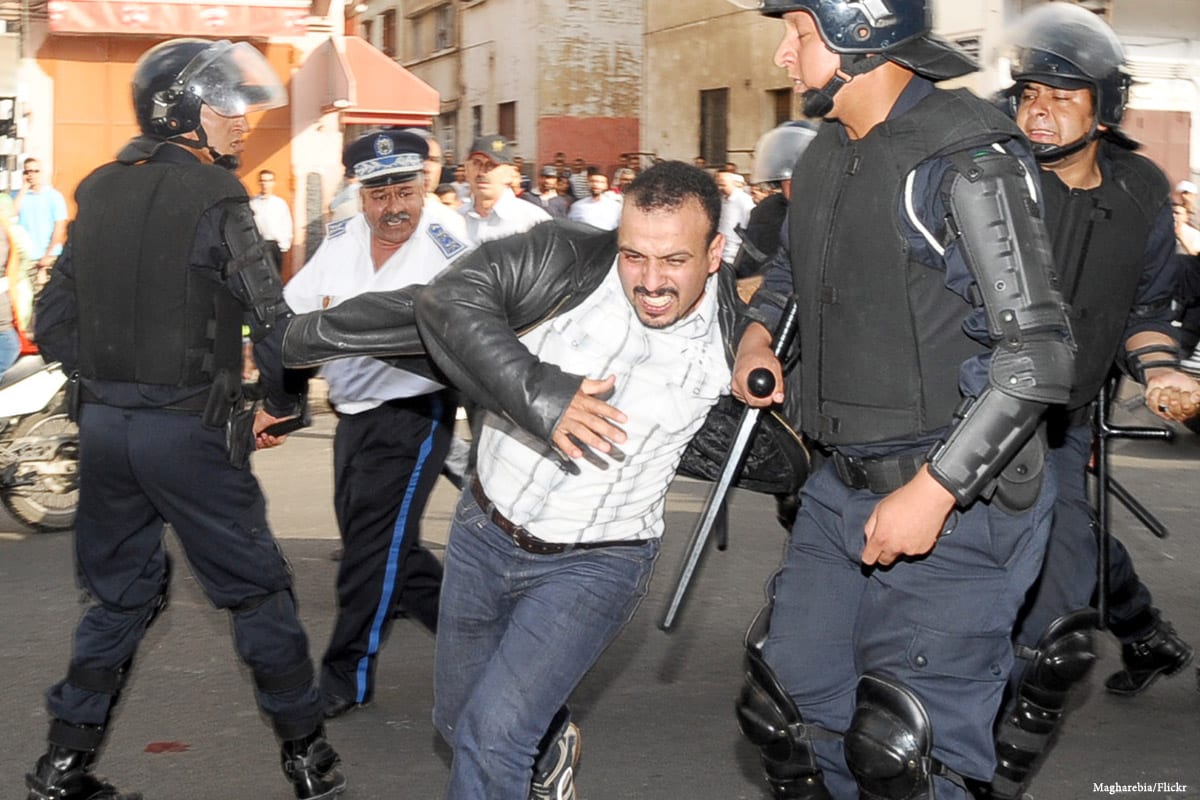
top-left (220, 198), bottom-right (291, 341)
top-left (929, 148), bottom-right (1075, 505)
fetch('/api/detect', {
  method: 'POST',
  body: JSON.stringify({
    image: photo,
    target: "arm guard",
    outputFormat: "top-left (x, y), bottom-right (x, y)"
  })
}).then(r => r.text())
top-left (220, 198), bottom-right (291, 341)
top-left (927, 149), bottom-right (1075, 505)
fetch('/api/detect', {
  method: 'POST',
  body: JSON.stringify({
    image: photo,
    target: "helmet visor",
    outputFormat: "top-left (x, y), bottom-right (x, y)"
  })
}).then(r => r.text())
top-left (1005, 3), bottom-right (1124, 84)
top-left (186, 41), bottom-right (287, 117)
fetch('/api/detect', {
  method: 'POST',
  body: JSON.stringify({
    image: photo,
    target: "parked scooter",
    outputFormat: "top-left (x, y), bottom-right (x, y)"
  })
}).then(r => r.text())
top-left (0, 354), bottom-right (78, 531)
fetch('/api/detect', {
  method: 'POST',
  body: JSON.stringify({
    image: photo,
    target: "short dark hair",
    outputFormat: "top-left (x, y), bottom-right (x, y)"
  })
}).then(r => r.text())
top-left (623, 161), bottom-right (721, 243)
top-left (435, 183), bottom-right (456, 196)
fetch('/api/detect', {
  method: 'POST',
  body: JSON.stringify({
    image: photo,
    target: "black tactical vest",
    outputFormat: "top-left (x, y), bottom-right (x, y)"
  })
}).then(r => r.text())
top-left (71, 160), bottom-right (244, 387)
top-left (1041, 142), bottom-right (1169, 408)
top-left (787, 88), bottom-right (1019, 446)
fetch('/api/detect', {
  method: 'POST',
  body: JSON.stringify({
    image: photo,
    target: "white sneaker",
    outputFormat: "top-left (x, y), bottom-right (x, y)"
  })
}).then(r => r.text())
top-left (529, 722), bottom-right (581, 800)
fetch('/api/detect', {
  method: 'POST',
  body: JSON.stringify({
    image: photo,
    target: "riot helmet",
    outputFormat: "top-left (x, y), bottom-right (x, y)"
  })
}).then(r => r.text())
top-left (750, 122), bottom-right (817, 190)
top-left (1004, 3), bottom-right (1133, 161)
top-left (727, 0), bottom-right (975, 117)
top-left (131, 39), bottom-right (286, 168)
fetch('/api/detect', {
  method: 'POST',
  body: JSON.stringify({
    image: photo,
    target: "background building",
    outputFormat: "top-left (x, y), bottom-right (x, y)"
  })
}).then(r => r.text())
top-left (644, 0), bottom-right (1199, 186)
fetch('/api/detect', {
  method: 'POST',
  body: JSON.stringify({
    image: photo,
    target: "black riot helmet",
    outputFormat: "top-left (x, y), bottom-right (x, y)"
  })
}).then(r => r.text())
top-left (1004, 3), bottom-right (1134, 161)
top-left (131, 38), bottom-right (286, 168)
top-left (727, 0), bottom-right (975, 117)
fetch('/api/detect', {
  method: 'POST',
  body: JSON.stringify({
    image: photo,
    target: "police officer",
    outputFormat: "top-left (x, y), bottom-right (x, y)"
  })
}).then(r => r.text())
top-left (980, 7), bottom-right (1200, 798)
top-left (283, 129), bottom-right (466, 719)
top-left (732, 121), bottom-right (816, 283)
top-left (25, 39), bottom-right (345, 800)
top-left (729, 1), bottom-right (1075, 798)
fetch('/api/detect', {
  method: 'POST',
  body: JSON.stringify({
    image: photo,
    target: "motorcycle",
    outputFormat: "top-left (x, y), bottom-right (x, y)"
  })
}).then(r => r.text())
top-left (0, 355), bottom-right (78, 531)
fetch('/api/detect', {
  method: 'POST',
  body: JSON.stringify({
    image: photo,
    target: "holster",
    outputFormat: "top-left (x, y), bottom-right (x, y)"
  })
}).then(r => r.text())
top-left (992, 425), bottom-right (1047, 515)
top-left (65, 371), bottom-right (82, 423)
top-left (200, 369), bottom-right (254, 468)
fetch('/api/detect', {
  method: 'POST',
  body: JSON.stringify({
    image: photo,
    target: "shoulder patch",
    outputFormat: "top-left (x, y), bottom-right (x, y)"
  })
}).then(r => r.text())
top-left (326, 218), bottom-right (351, 239)
top-left (427, 223), bottom-right (467, 259)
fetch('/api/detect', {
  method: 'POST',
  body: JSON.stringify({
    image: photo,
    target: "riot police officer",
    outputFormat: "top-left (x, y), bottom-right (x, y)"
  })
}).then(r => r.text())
top-left (729, 1), bottom-right (1075, 798)
top-left (981, 6), bottom-right (1200, 798)
top-left (25, 39), bottom-right (345, 800)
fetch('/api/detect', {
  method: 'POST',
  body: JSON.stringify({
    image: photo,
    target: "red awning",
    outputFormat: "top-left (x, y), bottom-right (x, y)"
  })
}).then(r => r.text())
top-left (297, 36), bottom-right (439, 127)
top-left (47, 0), bottom-right (310, 37)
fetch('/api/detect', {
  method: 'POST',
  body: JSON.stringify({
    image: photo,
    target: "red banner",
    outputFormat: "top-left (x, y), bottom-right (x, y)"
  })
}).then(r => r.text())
top-left (48, 0), bottom-right (310, 37)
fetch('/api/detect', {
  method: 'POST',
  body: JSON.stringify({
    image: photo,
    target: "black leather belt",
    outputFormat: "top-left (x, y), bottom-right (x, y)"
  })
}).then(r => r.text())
top-left (830, 451), bottom-right (924, 494)
top-left (469, 475), bottom-right (649, 555)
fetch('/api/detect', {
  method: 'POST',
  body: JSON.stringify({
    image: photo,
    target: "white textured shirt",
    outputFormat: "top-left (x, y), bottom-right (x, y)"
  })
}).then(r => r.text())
top-left (718, 190), bottom-right (754, 263)
top-left (461, 188), bottom-right (550, 245)
top-left (476, 260), bottom-right (730, 544)
top-left (283, 204), bottom-right (469, 414)
top-left (249, 193), bottom-right (293, 252)
top-left (567, 194), bottom-right (623, 231)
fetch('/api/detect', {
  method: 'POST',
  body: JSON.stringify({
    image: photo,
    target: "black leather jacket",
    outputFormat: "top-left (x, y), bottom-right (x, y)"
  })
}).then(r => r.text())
top-left (284, 219), bottom-right (808, 493)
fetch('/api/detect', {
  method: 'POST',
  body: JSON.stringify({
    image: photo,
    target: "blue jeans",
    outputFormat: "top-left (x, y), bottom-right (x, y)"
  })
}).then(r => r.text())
top-left (762, 461), bottom-right (1055, 798)
top-left (0, 326), bottom-right (20, 374)
top-left (433, 489), bottom-right (659, 800)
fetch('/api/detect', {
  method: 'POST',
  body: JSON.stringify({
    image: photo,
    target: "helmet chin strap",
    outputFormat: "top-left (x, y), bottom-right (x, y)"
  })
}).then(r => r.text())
top-left (1031, 121), bottom-right (1100, 164)
top-left (801, 54), bottom-right (885, 119)
top-left (174, 123), bottom-right (240, 171)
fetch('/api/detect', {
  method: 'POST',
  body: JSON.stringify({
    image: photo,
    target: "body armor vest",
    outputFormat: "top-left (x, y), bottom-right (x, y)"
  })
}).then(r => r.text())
top-left (788, 89), bottom-right (1018, 446)
top-left (1041, 142), bottom-right (1169, 408)
top-left (72, 160), bottom-right (244, 387)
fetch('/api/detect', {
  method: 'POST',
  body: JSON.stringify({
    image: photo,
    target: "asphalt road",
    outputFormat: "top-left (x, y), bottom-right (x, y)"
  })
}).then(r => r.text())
top-left (1, 395), bottom-right (1198, 799)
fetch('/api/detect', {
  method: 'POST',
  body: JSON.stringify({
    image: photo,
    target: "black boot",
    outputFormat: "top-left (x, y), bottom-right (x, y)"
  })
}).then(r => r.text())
top-left (25, 743), bottom-right (141, 800)
top-left (281, 725), bottom-right (346, 800)
top-left (1105, 621), bottom-right (1194, 696)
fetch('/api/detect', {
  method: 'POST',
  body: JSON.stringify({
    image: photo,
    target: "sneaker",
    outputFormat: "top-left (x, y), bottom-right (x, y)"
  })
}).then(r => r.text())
top-left (530, 722), bottom-right (581, 800)
top-left (1104, 622), bottom-right (1194, 696)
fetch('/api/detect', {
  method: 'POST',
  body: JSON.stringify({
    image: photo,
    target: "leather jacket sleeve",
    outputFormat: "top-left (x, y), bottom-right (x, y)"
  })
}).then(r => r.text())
top-left (415, 221), bottom-right (617, 443)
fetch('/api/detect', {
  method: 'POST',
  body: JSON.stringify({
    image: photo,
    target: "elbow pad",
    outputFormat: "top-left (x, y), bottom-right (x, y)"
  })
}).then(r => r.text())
top-left (948, 149), bottom-right (1074, 360)
top-left (221, 198), bottom-right (290, 341)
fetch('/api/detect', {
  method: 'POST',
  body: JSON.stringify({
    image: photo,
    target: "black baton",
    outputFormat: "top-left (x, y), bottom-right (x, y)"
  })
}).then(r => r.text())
top-left (661, 297), bottom-right (800, 631)
top-left (1091, 375), bottom-right (1172, 630)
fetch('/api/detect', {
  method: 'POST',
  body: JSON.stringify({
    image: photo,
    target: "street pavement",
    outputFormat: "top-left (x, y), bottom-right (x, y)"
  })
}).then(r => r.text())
top-left (1, 391), bottom-right (1198, 800)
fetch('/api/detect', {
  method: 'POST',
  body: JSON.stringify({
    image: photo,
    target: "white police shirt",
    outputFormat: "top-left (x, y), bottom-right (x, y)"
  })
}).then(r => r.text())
top-left (475, 260), bottom-right (730, 544)
top-left (460, 187), bottom-right (550, 245)
top-left (284, 203), bottom-right (469, 414)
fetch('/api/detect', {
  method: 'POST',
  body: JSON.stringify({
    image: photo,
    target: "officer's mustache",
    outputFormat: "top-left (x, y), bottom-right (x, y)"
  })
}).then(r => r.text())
top-left (381, 212), bottom-right (413, 225)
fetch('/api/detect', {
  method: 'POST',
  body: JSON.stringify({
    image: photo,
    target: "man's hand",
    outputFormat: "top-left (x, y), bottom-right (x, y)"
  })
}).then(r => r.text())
top-left (862, 465), bottom-right (957, 566)
top-left (1144, 370), bottom-right (1200, 422)
top-left (551, 374), bottom-right (628, 460)
top-left (732, 322), bottom-right (783, 407)
top-left (253, 408), bottom-right (290, 450)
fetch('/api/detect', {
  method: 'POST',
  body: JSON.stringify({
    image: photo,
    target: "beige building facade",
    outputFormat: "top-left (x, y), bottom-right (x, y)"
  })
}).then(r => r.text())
top-left (355, 0), bottom-right (645, 175)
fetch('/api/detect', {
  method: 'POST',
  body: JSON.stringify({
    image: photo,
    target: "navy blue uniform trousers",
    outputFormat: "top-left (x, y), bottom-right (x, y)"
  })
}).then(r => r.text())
top-left (762, 462), bottom-right (1055, 798)
top-left (47, 403), bottom-right (321, 736)
top-left (320, 391), bottom-right (454, 705)
top-left (1009, 423), bottom-right (1160, 691)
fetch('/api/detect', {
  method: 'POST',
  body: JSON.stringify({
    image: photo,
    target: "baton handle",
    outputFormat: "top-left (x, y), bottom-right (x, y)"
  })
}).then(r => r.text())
top-left (660, 296), bottom-right (801, 631)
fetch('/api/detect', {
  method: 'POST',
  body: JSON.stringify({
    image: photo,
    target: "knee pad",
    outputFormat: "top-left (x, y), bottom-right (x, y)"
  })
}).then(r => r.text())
top-left (992, 609), bottom-right (1097, 798)
top-left (844, 673), bottom-right (937, 800)
top-left (736, 606), bottom-right (834, 800)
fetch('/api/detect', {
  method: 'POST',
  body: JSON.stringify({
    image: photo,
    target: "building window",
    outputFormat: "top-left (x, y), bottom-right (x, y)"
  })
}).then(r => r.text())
top-left (953, 36), bottom-right (981, 64)
top-left (435, 4), bottom-right (453, 51)
top-left (410, 13), bottom-right (424, 59)
top-left (770, 88), bottom-right (793, 126)
top-left (382, 9), bottom-right (397, 57)
top-left (699, 88), bottom-right (729, 167)
top-left (360, 18), bottom-right (373, 46)
top-left (498, 102), bottom-right (516, 142)
top-left (472, 105), bottom-right (483, 140)
top-left (441, 112), bottom-right (458, 162)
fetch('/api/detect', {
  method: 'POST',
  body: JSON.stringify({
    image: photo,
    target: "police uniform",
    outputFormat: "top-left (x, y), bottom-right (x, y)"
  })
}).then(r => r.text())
top-left (283, 131), bottom-right (467, 714)
top-left (30, 134), bottom-right (328, 767)
top-left (747, 77), bottom-right (1072, 799)
top-left (1011, 141), bottom-right (1179, 658)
